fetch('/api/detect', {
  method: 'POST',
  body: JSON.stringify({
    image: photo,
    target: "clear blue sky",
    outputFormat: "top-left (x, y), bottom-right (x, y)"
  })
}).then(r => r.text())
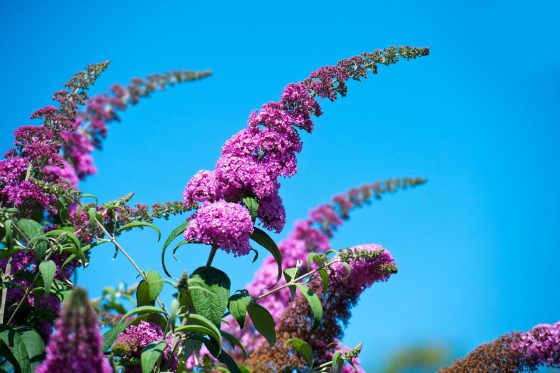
top-left (1, 1), bottom-right (559, 370)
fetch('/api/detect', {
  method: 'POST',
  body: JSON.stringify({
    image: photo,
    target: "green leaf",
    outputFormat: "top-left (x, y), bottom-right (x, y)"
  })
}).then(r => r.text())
top-left (119, 306), bottom-right (166, 324)
top-left (38, 260), bottom-right (56, 298)
top-left (117, 222), bottom-right (161, 241)
top-left (228, 293), bottom-right (252, 329)
top-left (189, 266), bottom-right (231, 327)
top-left (318, 268), bottom-right (329, 294)
top-left (81, 193), bottom-right (98, 204)
top-left (0, 326), bottom-right (45, 373)
top-left (186, 313), bottom-right (223, 351)
top-left (141, 340), bottom-right (166, 373)
top-left (243, 197), bottom-right (259, 221)
top-left (103, 320), bottom-right (134, 351)
top-left (250, 227), bottom-right (282, 284)
top-left (161, 221), bottom-right (188, 277)
top-left (4, 220), bottom-right (13, 250)
top-left (222, 331), bottom-right (249, 358)
top-left (17, 327), bottom-right (45, 371)
top-left (136, 270), bottom-right (164, 306)
top-left (201, 337), bottom-right (241, 373)
top-left (285, 338), bottom-right (313, 365)
top-left (16, 219), bottom-right (44, 240)
top-left (295, 284), bottom-right (323, 328)
top-left (247, 303), bottom-right (275, 347)
top-left (175, 324), bottom-right (221, 351)
top-left (332, 350), bottom-right (343, 373)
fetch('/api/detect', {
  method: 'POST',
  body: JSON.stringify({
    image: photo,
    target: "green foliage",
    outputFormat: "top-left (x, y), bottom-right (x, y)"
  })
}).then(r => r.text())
top-left (285, 338), bottom-right (313, 366)
top-left (247, 303), bottom-right (275, 348)
top-left (161, 220), bottom-right (188, 277)
top-left (38, 260), bottom-right (56, 298)
top-left (250, 227), bottom-right (282, 284)
top-left (136, 270), bottom-right (164, 306)
top-left (228, 291), bottom-right (252, 329)
top-left (188, 266), bottom-right (231, 327)
top-left (103, 320), bottom-right (134, 352)
top-left (0, 326), bottom-right (45, 373)
top-left (295, 284), bottom-right (323, 328)
top-left (242, 197), bottom-right (259, 221)
top-left (116, 222), bottom-right (161, 241)
top-left (141, 340), bottom-right (166, 373)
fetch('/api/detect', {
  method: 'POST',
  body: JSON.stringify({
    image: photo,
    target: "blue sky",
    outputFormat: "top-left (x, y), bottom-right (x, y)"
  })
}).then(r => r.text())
top-left (1, 0), bottom-right (559, 370)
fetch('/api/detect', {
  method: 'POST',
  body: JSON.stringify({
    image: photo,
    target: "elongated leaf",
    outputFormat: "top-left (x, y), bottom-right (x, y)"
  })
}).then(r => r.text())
top-left (141, 340), bottom-right (166, 373)
top-left (332, 350), bottom-right (343, 373)
top-left (119, 306), bottom-right (166, 324)
top-left (103, 320), bottom-right (134, 351)
top-left (247, 303), bottom-right (275, 347)
top-left (189, 266), bottom-right (230, 327)
top-left (318, 268), bottom-right (329, 294)
top-left (185, 313), bottom-right (222, 351)
top-left (117, 222), bottom-right (161, 241)
top-left (137, 270), bottom-right (164, 306)
top-left (161, 220), bottom-right (188, 277)
top-left (16, 219), bottom-right (43, 240)
top-left (201, 337), bottom-right (241, 373)
top-left (250, 227), bottom-right (282, 284)
top-left (228, 293), bottom-right (252, 329)
top-left (295, 284), bottom-right (323, 328)
top-left (38, 260), bottom-right (56, 298)
top-left (285, 338), bottom-right (313, 365)
top-left (222, 331), bottom-right (249, 358)
top-left (175, 325), bottom-right (221, 351)
top-left (4, 220), bottom-right (13, 250)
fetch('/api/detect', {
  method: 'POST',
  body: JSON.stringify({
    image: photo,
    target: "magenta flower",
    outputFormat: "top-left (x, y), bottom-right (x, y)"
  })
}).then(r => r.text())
top-left (182, 169), bottom-right (223, 207)
top-left (36, 288), bottom-right (112, 373)
top-left (184, 200), bottom-right (254, 256)
top-left (111, 321), bottom-right (177, 371)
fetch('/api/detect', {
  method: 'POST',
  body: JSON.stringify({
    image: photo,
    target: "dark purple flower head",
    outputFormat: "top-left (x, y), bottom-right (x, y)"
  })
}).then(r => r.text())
top-left (36, 288), bottom-right (112, 373)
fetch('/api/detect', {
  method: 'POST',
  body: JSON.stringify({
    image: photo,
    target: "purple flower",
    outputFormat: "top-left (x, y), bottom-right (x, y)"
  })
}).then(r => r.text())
top-left (36, 288), bottom-right (112, 373)
top-left (257, 193), bottom-right (286, 233)
top-left (184, 201), bottom-right (254, 256)
top-left (112, 321), bottom-right (177, 371)
top-left (182, 170), bottom-right (223, 207)
top-left (511, 322), bottom-right (560, 369)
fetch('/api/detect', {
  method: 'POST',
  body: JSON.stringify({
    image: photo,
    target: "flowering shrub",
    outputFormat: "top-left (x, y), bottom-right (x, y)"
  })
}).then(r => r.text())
top-left (3, 45), bottom-right (554, 373)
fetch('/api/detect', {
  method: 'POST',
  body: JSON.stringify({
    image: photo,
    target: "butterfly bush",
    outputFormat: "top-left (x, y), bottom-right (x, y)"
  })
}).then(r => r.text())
top-left (12, 47), bottom-right (539, 373)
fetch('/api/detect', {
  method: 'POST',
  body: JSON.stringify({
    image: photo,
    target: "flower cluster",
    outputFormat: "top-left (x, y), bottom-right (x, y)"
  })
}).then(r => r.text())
top-left (222, 177), bottom-right (424, 363)
top-left (112, 321), bottom-right (177, 372)
top-left (36, 288), bottom-right (112, 373)
top-left (245, 244), bottom-right (397, 372)
top-left (441, 322), bottom-right (560, 372)
top-left (184, 200), bottom-right (254, 256)
top-left (182, 47), bottom-right (428, 256)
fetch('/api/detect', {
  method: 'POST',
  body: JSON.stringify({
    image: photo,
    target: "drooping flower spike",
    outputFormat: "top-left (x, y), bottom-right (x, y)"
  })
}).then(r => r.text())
top-left (182, 47), bottom-right (429, 255)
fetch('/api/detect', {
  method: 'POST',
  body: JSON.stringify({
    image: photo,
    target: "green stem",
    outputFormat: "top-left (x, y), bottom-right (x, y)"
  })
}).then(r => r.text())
top-left (0, 257), bottom-right (12, 324)
top-left (255, 258), bottom-right (340, 301)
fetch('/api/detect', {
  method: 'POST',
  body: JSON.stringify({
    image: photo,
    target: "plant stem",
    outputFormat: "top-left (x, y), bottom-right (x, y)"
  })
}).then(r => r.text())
top-left (0, 257), bottom-right (12, 324)
top-left (255, 258), bottom-right (340, 301)
top-left (206, 245), bottom-right (218, 267)
top-left (95, 219), bottom-right (168, 312)
top-left (95, 220), bottom-right (147, 281)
